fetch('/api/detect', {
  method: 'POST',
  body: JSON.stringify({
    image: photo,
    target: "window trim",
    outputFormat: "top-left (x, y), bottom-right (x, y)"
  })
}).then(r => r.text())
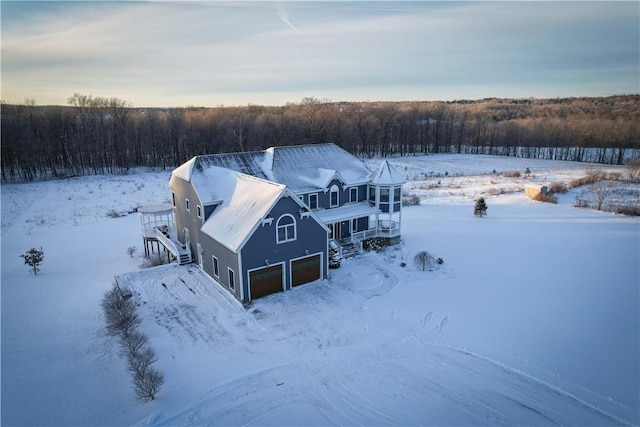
top-left (276, 214), bottom-right (297, 244)
top-left (185, 198), bottom-right (190, 212)
top-left (212, 256), bottom-right (219, 277)
top-left (330, 185), bottom-right (339, 208)
top-left (197, 205), bottom-right (202, 219)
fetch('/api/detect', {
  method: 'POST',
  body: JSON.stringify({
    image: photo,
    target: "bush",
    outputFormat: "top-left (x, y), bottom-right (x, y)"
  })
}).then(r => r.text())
top-left (402, 194), bottom-right (421, 206)
top-left (502, 170), bottom-right (521, 178)
top-left (548, 181), bottom-right (567, 194)
top-left (474, 197), bottom-right (488, 217)
top-left (127, 246), bottom-right (137, 258)
top-left (364, 237), bottom-right (387, 252)
top-left (102, 284), bottom-right (164, 401)
top-left (19, 247), bottom-right (44, 275)
top-left (414, 251), bottom-right (436, 271)
top-left (611, 205), bottom-right (640, 216)
top-left (532, 193), bottom-right (558, 204)
top-left (106, 209), bottom-right (121, 218)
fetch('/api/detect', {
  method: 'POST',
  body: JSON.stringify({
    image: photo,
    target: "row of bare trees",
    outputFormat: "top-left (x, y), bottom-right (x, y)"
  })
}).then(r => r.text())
top-left (2, 95), bottom-right (639, 181)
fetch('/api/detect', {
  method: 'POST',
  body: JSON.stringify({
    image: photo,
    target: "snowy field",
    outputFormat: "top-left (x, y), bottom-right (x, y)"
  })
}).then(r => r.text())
top-left (1, 154), bottom-right (639, 426)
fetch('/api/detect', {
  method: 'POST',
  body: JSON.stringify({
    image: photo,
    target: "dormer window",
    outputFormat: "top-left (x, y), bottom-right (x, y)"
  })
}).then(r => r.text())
top-left (276, 214), bottom-right (296, 243)
top-left (350, 187), bottom-right (358, 203)
top-left (330, 185), bottom-right (339, 208)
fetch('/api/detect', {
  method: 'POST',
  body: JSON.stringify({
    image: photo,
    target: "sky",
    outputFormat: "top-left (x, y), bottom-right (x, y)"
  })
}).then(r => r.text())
top-left (1, 1), bottom-right (638, 107)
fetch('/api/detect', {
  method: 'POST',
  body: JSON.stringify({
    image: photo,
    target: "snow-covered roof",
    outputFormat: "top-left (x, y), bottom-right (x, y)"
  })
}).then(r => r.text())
top-left (269, 144), bottom-right (372, 192)
top-left (370, 160), bottom-right (405, 185)
top-left (314, 202), bottom-right (381, 224)
top-left (175, 144), bottom-right (372, 194)
top-left (195, 166), bottom-right (287, 252)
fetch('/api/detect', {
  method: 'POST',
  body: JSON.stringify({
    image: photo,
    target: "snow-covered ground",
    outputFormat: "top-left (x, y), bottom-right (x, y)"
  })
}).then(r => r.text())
top-left (1, 154), bottom-right (638, 426)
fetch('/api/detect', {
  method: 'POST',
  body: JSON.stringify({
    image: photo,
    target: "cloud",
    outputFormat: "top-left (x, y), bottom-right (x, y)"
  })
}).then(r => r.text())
top-left (1, 1), bottom-right (637, 107)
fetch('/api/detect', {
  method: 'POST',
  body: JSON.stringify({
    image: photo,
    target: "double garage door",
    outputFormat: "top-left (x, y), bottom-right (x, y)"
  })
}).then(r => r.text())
top-left (248, 254), bottom-right (321, 300)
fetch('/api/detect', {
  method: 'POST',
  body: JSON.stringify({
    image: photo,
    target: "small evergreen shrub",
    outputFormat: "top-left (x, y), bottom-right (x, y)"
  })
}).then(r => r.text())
top-left (20, 247), bottom-right (45, 275)
top-left (474, 198), bottom-right (488, 217)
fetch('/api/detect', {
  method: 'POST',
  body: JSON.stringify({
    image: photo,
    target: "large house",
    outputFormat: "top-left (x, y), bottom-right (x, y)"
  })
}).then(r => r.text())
top-left (169, 143), bottom-right (405, 304)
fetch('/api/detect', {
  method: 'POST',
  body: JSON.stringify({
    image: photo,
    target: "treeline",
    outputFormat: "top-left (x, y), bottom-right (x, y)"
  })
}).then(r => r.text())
top-left (2, 94), bottom-right (639, 182)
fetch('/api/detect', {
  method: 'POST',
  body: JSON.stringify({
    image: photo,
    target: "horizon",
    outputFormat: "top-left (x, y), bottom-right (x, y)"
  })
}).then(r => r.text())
top-left (2, 1), bottom-right (639, 108)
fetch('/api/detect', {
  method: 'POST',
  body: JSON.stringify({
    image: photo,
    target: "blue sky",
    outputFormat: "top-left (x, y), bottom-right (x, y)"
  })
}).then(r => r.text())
top-left (1, 1), bottom-right (638, 107)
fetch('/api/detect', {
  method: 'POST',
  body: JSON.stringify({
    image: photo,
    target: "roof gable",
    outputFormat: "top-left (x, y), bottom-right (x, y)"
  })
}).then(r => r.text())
top-left (196, 166), bottom-right (286, 252)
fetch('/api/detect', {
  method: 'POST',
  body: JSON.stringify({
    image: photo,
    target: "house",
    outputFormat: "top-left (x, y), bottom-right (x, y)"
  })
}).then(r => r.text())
top-left (169, 143), bottom-right (405, 304)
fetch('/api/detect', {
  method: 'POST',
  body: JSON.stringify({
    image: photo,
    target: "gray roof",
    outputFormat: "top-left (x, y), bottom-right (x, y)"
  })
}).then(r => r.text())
top-left (177, 144), bottom-right (373, 194)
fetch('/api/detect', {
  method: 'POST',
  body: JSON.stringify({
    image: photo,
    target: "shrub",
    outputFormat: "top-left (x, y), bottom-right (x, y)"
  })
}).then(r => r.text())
top-left (106, 209), bottom-right (121, 218)
top-left (611, 204), bottom-right (640, 216)
top-left (533, 193), bottom-right (558, 204)
top-left (102, 284), bottom-right (164, 402)
top-left (402, 194), bottom-right (421, 206)
top-left (474, 197), bottom-right (488, 217)
top-left (548, 181), bottom-right (567, 194)
top-left (414, 251), bottom-right (436, 271)
top-left (127, 246), bottom-right (137, 258)
top-left (364, 237), bottom-right (387, 252)
top-left (502, 170), bottom-right (521, 178)
top-left (19, 247), bottom-right (45, 275)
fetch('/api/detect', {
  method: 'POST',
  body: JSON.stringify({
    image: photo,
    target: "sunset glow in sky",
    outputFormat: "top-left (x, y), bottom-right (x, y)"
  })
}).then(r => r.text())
top-left (1, 1), bottom-right (638, 107)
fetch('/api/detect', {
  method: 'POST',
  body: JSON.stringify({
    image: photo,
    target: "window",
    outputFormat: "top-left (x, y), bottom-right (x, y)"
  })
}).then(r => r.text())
top-left (172, 192), bottom-right (176, 207)
top-left (309, 193), bottom-right (318, 210)
top-left (394, 187), bottom-right (401, 202)
top-left (380, 187), bottom-right (390, 203)
top-left (228, 268), bottom-right (235, 291)
top-left (185, 198), bottom-right (190, 212)
top-left (369, 186), bottom-right (376, 202)
top-left (276, 214), bottom-right (296, 243)
top-left (350, 187), bottom-right (358, 203)
top-left (212, 256), bottom-right (219, 277)
top-left (330, 185), bottom-right (339, 208)
top-left (352, 218), bottom-right (358, 233)
top-left (197, 205), bottom-right (202, 218)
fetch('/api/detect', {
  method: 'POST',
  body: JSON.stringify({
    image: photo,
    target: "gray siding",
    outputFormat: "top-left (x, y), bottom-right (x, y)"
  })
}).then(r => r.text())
top-left (240, 195), bottom-right (328, 300)
top-left (169, 175), bottom-right (204, 261)
top-left (199, 234), bottom-right (241, 299)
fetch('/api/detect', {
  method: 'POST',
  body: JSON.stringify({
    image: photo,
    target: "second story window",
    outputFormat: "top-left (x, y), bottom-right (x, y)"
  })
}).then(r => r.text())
top-left (330, 185), bottom-right (339, 208)
top-left (197, 205), bottom-right (202, 219)
top-left (276, 214), bottom-right (296, 243)
top-left (309, 193), bottom-right (318, 210)
top-left (185, 198), bottom-right (190, 212)
top-left (350, 187), bottom-right (358, 203)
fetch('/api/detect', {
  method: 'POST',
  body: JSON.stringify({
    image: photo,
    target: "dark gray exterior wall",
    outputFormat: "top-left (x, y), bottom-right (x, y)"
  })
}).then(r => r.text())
top-left (240, 195), bottom-right (328, 301)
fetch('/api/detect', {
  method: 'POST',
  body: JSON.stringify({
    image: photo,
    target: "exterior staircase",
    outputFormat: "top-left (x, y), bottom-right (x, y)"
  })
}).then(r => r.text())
top-left (339, 242), bottom-right (360, 259)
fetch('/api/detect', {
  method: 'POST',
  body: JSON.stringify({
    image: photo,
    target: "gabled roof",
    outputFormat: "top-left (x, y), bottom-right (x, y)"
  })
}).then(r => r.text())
top-left (370, 160), bottom-right (405, 185)
top-left (184, 165), bottom-right (287, 252)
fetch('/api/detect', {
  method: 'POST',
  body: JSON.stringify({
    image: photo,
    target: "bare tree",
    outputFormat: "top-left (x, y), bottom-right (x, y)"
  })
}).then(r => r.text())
top-left (134, 366), bottom-right (165, 401)
top-left (414, 251), bottom-right (436, 271)
top-left (589, 181), bottom-right (616, 210)
top-left (626, 158), bottom-right (640, 183)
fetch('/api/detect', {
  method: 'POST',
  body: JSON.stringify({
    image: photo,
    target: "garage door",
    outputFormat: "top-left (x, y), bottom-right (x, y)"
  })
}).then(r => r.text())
top-left (249, 264), bottom-right (283, 300)
top-left (291, 254), bottom-right (321, 287)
